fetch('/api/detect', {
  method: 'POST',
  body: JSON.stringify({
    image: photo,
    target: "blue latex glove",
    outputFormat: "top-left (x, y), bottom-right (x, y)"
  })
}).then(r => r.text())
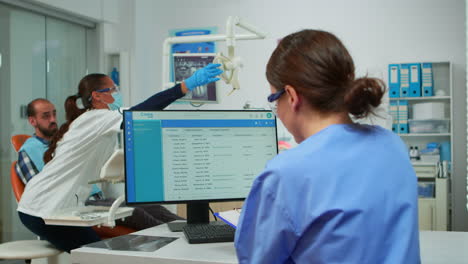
top-left (184, 63), bottom-right (223, 91)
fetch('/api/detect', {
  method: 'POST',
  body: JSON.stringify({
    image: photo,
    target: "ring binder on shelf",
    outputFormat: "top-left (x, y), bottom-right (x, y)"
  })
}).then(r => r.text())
top-left (398, 100), bottom-right (409, 134)
top-left (399, 64), bottom-right (410, 97)
top-left (409, 63), bottom-right (422, 97)
top-left (390, 101), bottom-right (399, 133)
top-left (422, 63), bottom-right (434, 97)
top-left (388, 64), bottom-right (400, 98)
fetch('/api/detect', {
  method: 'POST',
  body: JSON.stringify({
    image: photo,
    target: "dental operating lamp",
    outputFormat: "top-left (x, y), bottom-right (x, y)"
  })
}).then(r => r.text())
top-left (162, 16), bottom-right (267, 95)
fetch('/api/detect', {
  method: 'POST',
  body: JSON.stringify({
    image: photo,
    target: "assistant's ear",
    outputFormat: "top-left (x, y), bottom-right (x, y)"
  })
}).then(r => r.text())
top-left (91, 91), bottom-right (103, 102)
top-left (284, 85), bottom-right (301, 112)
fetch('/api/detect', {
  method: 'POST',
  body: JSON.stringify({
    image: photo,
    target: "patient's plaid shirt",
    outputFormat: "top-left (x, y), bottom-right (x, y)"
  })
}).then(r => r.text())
top-left (16, 151), bottom-right (40, 185)
top-left (15, 135), bottom-right (49, 185)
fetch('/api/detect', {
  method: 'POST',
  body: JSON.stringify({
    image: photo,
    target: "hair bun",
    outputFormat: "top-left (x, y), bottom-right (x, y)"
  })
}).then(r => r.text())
top-left (344, 77), bottom-right (385, 118)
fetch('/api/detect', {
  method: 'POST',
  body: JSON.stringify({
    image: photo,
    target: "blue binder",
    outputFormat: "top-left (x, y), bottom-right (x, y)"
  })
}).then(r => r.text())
top-left (398, 100), bottom-right (409, 134)
top-left (408, 63), bottom-right (421, 97)
top-left (399, 64), bottom-right (410, 97)
top-left (422, 63), bottom-right (434, 96)
top-left (388, 64), bottom-right (400, 98)
top-left (390, 101), bottom-right (399, 133)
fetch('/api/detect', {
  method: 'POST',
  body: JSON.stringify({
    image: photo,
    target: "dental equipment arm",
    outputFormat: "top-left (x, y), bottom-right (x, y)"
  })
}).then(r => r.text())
top-left (162, 16), bottom-right (266, 94)
top-left (106, 195), bottom-right (125, 227)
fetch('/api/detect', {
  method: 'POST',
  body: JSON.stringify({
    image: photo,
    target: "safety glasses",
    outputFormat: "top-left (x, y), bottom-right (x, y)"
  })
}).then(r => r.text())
top-left (96, 86), bottom-right (119, 93)
top-left (267, 89), bottom-right (285, 116)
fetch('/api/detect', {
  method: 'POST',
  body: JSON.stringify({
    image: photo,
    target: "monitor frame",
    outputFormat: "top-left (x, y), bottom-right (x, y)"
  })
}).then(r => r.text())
top-left (123, 110), bottom-right (278, 224)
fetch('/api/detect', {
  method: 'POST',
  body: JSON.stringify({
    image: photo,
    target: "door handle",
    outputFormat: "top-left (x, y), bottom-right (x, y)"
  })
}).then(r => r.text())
top-left (0, 53), bottom-right (2, 69)
top-left (47, 60), bottom-right (50, 73)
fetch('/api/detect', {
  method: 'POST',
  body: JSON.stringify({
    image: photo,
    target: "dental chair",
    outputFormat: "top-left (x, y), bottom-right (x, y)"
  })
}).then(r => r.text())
top-left (9, 134), bottom-right (135, 240)
top-left (0, 134), bottom-right (61, 263)
top-left (2, 135), bottom-right (135, 260)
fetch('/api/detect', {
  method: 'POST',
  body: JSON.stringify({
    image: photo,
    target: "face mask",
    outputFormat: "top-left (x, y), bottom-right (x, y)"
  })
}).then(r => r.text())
top-left (107, 92), bottom-right (123, 111)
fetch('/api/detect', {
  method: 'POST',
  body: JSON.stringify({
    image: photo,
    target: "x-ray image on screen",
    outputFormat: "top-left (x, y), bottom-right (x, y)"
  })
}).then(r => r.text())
top-left (173, 53), bottom-right (217, 103)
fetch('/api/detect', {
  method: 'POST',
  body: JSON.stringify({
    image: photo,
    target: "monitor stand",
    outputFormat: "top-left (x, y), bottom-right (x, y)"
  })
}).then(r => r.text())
top-left (167, 202), bottom-right (210, 232)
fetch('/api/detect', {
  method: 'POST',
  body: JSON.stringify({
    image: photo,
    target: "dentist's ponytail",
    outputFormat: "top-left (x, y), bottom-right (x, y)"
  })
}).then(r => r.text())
top-left (44, 73), bottom-right (107, 163)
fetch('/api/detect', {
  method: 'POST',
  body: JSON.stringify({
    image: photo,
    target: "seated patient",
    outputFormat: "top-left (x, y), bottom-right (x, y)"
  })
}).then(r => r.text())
top-left (16, 99), bottom-right (58, 184)
top-left (17, 98), bottom-right (103, 198)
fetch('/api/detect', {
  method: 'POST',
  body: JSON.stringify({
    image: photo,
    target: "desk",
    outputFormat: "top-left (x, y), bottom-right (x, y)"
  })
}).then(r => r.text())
top-left (71, 226), bottom-right (468, 264)
top-left (71, 223), bottom-right (237, 264)
top-left (420, 231), bottom-right (468, 264)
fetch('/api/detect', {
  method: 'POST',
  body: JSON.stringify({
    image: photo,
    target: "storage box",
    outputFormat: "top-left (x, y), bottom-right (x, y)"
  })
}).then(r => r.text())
top-left (413, 102), bottom-right (445, 120)
top-left (420, 154), bottom-right (440, 163)
top-left (409, 119), bottom-right (450, 133)
top-left (418, 182), bottom-right (435, 198)
top-left (414, 164), bottom-right (438, 178)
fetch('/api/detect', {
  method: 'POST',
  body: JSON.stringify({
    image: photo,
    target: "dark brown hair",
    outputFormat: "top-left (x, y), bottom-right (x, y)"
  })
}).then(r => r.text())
top-left (44, 73), bottom-right (108, 163)
top-left (27, 98), bottom-right (52, 117)
top-left (266, 29), bottom-right (385, 118)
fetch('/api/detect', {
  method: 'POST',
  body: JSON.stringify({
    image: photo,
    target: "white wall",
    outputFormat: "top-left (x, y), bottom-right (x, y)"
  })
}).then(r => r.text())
top-left (131, 0), bottom-right (467, 230)
top-left (132, 0), bottom-right (465, 107)
top-left (29, 0), bottom-right (468, 231)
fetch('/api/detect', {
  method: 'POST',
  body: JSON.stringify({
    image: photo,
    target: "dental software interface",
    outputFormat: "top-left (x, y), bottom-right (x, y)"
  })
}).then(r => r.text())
top-left (124, 110), bottom-right (277, 204)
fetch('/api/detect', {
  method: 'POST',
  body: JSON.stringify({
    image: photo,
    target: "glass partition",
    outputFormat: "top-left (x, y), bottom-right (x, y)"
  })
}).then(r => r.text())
top-left (46, 16), bottom-right (87, 125)
top-left (0, 3), bottom-right (95, 242)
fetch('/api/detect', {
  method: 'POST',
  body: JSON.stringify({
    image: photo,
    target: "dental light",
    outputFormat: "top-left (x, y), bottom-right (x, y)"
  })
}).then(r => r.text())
top-left (162, 16), bottom-right (266, 95)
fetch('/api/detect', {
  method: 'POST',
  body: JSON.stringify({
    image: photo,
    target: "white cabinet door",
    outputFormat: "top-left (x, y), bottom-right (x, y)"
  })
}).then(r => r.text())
top-left (418, 199), bottom-right (436, 230)
top-left (435, 178), bottom-right (449, 230)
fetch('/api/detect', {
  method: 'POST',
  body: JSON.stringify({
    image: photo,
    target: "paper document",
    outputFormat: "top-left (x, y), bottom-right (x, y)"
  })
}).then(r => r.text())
top-left (214, 209), bottom-right (241, 228)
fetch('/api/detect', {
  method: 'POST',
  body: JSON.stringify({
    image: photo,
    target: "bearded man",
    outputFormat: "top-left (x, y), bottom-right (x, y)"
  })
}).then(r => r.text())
top-left (16, 98), bottom-right (58, 184)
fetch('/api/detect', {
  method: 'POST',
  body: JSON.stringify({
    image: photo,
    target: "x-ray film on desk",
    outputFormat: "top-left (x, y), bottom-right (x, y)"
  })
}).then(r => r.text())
top-left (85, 234), bottom-right (178, 252)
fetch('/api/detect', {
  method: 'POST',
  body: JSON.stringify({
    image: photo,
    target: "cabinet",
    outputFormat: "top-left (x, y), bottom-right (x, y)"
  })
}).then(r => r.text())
top-left (415, 164), bottom-right (449, 230)
top-left (388, 62), bottom-right (452, 231)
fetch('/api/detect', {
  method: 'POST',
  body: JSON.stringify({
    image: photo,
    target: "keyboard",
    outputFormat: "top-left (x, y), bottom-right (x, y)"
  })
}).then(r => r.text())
top-left (182, 223), bottom-right (235, 244)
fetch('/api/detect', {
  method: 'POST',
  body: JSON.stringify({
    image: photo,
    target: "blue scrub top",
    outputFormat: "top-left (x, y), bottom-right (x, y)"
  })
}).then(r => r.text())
top-left (235, 124), bottom-right (420, 263)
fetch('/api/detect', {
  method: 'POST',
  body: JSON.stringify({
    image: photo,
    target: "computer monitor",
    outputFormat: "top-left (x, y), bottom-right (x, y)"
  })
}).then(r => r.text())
top-left (123, 110), bottom-right (278, 227)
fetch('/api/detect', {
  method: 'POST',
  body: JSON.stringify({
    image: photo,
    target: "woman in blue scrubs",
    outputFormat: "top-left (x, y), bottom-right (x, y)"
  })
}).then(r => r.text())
top-left (235, 30), bottom-right (420, 263)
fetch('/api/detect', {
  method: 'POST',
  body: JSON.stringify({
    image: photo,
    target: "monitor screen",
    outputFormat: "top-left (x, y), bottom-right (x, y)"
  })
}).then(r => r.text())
top-left (123, 110), bottom-right (278, 224)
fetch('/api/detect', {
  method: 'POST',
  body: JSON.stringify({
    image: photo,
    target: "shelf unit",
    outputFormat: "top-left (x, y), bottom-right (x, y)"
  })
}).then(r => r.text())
top-left (389, 61), bottom-right (452, 231)
top-left (104, 51), bottom-right (131, 106)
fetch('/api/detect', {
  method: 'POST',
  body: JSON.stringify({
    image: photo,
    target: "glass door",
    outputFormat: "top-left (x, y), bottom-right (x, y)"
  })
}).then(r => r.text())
top-left (0, 4), bottom-right (94, 242)
top-left (46, 17), bottom-right (87, 125)
top-left (0, 4), bottom-right (47, 242)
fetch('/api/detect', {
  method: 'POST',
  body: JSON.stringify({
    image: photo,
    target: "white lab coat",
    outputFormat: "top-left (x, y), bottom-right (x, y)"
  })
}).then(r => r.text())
top-left (18, 109), bottom-right (122, 218)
